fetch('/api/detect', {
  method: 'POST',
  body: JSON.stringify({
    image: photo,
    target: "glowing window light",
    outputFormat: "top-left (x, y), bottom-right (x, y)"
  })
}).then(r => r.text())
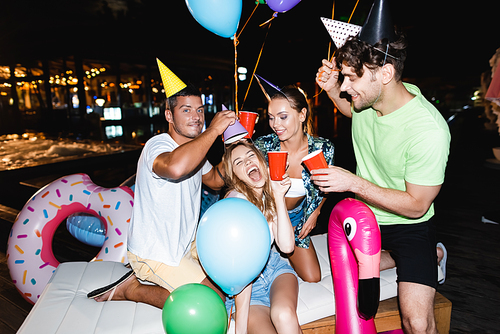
top-left (206, 94), bottom-right (213, 105)
top-left (103, 107), bottom-right (122, 120)
top-left (95, 98), bottom-right (106, 107)
top-left (72, 94), bottom-right (79, 108)
top-left (105, 125), bottom-right (123, 139)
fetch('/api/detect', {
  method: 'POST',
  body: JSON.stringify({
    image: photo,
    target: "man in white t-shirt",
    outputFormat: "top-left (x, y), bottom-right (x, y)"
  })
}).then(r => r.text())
top-left (88, 83), bottom-right (236, 307)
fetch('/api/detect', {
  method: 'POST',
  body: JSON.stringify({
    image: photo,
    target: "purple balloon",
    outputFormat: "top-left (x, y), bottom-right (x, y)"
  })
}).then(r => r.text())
top-left (266, 0), bottom-right (301, 13)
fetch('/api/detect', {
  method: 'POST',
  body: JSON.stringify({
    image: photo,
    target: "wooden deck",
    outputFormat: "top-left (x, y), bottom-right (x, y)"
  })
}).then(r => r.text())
top-left (301, 292), bottom-right (451, 334)
top-left (1, 108), bottom-right (500, 333)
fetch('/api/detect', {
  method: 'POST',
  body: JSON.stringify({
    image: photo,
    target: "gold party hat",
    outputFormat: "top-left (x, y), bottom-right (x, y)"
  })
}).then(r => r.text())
top-left (156, 58), bottom-right (186, 98)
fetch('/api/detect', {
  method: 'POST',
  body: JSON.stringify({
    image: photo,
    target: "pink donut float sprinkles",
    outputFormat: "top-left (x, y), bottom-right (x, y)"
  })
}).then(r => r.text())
top-left (7, 173), bottom-right (134, 304)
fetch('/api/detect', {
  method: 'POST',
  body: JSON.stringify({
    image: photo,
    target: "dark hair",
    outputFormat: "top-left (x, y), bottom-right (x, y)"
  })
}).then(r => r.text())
top-left (166, 83), bottom-right (202, 110)
top-left (336, 34), bottom-right (407, 82)
top-left (270, 85), bottom-right (313, 135)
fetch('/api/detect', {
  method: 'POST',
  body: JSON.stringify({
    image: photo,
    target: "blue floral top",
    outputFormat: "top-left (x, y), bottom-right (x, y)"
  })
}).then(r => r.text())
top-left (254, 133), bottom-right (335, 248)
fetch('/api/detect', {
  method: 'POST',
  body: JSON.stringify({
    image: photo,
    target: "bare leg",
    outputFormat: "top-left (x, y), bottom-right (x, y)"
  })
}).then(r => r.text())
top-left (287, 242), bottom-right (321, 282)
top-left (95, 275), bottom-right (224, 308)
top-left (247, 306), bottom-right (275, 334)
top-left (380, 250), bottom-right (396, 271)
top-left (201, 276), bottom-right (226, 302)
top-left (268, 273), bottom-right (302, 334)
top-left (94, 274), bottom-right (169, 308)
top-left (380, 248), bottom-right (444, 271)
top-left (247, 274), bottom-right (302, 334)
top-left (398, 282), bottom-right (437, 334)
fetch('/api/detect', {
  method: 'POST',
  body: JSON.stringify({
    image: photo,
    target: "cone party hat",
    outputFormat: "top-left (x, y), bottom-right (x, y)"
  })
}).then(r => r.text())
top-left (321, 17), bottom-right (362, 49)
top-left (156, 58), bottom-right (186, 98)
top-left (254, 74), bottom-right (287, 102)
top-left (358, 0), bottom-right (396, 46)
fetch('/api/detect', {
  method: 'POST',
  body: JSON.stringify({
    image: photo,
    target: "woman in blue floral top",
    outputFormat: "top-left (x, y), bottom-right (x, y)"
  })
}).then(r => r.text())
top-left (254, 80), bottom-right (334, 282)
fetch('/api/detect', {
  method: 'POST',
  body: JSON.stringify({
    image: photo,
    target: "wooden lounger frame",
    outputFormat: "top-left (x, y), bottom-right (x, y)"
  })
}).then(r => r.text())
top-left (301, 292), bottom-right (452, 334)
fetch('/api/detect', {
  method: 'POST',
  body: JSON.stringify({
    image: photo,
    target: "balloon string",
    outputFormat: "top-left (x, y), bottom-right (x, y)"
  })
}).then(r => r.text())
top-left (228, 303), bottom-right (233, 331)
top-left (233, 3), bottom-right (261, 114)
top-left (234, 34), bottom-right (239, 115)
top-left (314, 0), bottom-right (359, 98)
top-left (327, 0), bottom-right (358, 62)
top-left (327, 0), bottom-right (358, 63)
top-left (327, 0), bottom-right (335, 60)
top-left (348, 0), bottom-right (360, 23)
top-left (313, 0), bottom-right (336, 99)
top-left (241, 21), bottom-right (272, 110)
top-left (259, 12), bottom-right (278, 27)
top-left (236, 3), bottom-right (260, 41)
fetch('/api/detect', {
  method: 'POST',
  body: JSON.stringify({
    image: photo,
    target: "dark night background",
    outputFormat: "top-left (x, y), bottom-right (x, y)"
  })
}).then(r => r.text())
top-left (1, 0), bottom-right (498, 97)
top-left (1, 3), bottom-right (500, 334)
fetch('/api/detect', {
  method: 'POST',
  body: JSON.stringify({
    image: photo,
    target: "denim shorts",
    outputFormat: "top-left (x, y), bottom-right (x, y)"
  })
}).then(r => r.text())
top-left (287, 198), bottom-right (311, 249)
top-left (225, 251), bottom-right (297, 315)
top-left (288, 197), bottom-right (305, 228)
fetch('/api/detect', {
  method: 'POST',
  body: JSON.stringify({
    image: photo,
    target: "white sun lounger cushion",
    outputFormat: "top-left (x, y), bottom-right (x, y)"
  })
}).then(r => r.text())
top-left (17, 234), bottom-right (399, 334)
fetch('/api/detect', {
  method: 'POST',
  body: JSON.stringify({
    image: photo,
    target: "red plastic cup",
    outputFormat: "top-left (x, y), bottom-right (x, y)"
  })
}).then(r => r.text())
top-left (302, 149), bottom-right (328, 173)
top-left (268, 151), bottom-right (288, 181)
top-left (239, 111), bottom-right (258, 139)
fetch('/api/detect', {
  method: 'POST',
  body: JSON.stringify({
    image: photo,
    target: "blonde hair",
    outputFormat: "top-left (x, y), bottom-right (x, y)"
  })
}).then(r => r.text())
top-left (222, 141), bottom-right (276, 222)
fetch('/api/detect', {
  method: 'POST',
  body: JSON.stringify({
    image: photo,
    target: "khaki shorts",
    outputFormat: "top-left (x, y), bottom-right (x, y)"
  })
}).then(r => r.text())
top-left (127, 242), bottom-right (205, 292)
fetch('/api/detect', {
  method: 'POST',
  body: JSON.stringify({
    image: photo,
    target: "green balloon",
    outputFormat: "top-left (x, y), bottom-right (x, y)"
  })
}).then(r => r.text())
top-left (162, 283), bottom-right (228, 334)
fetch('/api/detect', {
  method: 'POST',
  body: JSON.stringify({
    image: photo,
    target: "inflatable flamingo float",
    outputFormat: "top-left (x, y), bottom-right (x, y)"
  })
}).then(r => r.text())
top-left (328, 198), bottom-right (381, 334)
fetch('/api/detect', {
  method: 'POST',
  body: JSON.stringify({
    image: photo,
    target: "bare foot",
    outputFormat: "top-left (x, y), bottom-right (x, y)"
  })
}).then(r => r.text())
top-left (94, 274), bottom-right (139, 302)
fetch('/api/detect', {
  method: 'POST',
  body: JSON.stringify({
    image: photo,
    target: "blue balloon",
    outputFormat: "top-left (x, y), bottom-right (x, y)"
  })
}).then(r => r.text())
top-left (185, 0), bottom-right (242, 38)
top-left (196, 198), bottom-right (271, 296)
top-left (66, 213), bottom-right (105, 247)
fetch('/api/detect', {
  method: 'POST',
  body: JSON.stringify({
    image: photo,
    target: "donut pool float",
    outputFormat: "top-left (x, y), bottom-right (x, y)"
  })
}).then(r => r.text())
top-left (7, 173), bottom-right (134, 304)
top-left (65, 173), bottom-right (136, 247)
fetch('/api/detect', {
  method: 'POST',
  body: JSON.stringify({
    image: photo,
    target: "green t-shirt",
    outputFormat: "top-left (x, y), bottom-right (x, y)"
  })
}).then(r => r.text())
top-left (352, 83), bottom-right (451, 225)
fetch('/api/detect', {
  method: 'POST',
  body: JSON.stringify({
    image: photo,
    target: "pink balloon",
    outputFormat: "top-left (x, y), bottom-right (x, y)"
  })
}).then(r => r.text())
top-left (266, 0), bottom-right (301, 13)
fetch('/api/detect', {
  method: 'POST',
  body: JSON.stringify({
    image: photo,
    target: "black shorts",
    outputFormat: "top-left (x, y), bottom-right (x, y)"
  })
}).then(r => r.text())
top-left (380, 218), bottom-right (438, 289)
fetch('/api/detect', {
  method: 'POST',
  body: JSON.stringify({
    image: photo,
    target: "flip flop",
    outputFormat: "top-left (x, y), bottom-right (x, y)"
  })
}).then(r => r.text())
top-left (87, 269), bottom-right (134, 299)
top-left (437, 242), bottom-right (447, 284)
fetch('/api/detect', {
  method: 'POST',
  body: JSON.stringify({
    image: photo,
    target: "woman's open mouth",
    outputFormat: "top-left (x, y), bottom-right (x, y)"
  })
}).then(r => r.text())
top-left (247, 166), bottom-right (262, 182)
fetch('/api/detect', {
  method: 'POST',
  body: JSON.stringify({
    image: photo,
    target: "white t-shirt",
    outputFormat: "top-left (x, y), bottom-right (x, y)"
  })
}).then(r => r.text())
top-left (127, 133), bottom-right (212, 266)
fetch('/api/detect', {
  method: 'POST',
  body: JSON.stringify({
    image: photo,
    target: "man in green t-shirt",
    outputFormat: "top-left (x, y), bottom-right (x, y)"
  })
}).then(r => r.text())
top-left (314, 1), bottom-right (450, 333)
